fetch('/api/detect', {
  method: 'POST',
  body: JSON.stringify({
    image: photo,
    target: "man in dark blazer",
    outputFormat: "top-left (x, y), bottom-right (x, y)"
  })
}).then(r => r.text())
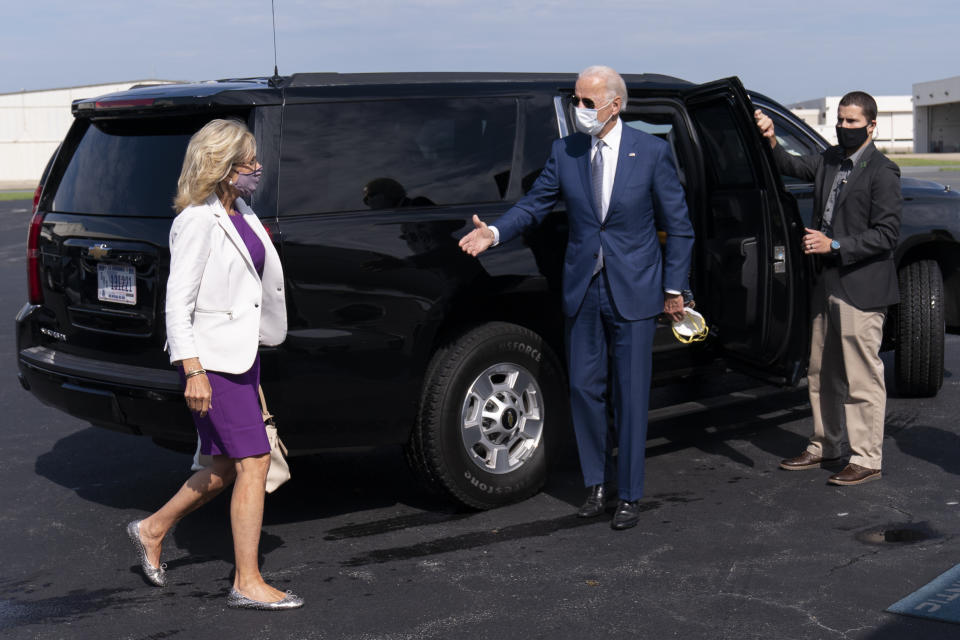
top-left (755, 91), bottom-right (902, 485)
top-left (460, 66), bottom-right (694, 529)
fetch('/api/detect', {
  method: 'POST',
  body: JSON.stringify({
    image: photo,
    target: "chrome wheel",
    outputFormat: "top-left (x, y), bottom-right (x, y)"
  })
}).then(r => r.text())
top-left (460, 363), bottom-right (544, 475)
top-left (408, 322), bottom-right (563, 509)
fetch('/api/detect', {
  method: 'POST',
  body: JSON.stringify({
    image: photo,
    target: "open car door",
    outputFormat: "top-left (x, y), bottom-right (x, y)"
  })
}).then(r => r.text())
top-left (682, 77), bottom-right (809, 385)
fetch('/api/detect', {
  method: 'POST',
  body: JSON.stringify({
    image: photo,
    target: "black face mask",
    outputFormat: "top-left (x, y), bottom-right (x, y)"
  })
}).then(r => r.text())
top-left (836, 125), bottom-right (870, 151)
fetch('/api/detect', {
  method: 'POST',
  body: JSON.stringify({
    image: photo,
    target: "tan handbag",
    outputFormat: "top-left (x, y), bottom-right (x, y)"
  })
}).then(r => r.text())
top-left (189, 385), bottom-right (291, 492)
top-left (259, 385), bottom-right (291, 493)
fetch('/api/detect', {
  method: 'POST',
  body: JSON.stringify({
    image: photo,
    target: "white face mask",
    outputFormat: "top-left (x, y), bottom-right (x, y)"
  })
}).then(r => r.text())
top-left (573, 98), bottom-right (614, 136)
top-left (671, 307), bottom-right (709, 344)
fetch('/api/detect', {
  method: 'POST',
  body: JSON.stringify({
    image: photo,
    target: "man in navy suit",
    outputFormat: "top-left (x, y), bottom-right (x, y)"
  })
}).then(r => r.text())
top-left (460, 65), bottom-right (694, 529)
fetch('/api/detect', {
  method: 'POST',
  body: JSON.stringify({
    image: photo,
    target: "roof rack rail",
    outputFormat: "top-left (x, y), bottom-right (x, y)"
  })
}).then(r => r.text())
top-left (286, 71), bottom-right (579, 88)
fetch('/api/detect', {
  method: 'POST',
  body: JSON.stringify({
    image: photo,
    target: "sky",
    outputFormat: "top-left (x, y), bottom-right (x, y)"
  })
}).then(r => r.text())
top-left (3, 0), bottom-right (959, 104)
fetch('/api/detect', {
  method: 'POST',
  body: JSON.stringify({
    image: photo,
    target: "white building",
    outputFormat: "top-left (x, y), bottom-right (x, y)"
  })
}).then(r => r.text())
top-left (913, 75), bottom-right (960, 153)
top-left (0, 80), bottom-right (176, 187)
top-left (788, 95), bottom-right (914, 153)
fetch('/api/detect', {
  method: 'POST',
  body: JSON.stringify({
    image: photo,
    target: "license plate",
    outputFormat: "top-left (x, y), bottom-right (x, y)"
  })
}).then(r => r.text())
top-left (97, 263), bottom-right (137, 305)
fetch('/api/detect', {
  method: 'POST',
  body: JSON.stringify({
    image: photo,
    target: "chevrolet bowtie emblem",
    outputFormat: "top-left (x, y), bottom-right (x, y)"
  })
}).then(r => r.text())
top-left (88, 243), bottom-right (110, 260)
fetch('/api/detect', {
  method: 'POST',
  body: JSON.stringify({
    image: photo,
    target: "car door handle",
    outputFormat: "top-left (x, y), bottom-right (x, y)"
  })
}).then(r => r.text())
top-left (771, 245), bottom-right (786, 274)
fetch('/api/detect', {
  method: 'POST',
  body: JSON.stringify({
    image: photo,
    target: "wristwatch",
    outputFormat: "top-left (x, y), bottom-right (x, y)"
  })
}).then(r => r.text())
top-left (830, 239), bottom-right (840, 252)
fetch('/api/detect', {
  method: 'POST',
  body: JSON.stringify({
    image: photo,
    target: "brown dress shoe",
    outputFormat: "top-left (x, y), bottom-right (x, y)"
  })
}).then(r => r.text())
top-left (828, 463), bottom-right (881, 486)
top-left (779, 450), bottom-right (841, 471)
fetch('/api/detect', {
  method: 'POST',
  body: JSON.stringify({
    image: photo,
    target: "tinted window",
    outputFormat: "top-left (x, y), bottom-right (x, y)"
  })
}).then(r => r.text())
top-left (279, 98), bottom-right (517, 215)
top-left (51, 116), bottom-right (217, 218)
top-left (520, 101), bottom-right (560, 194)
top-left (689, 102), bottom-right (756, 188)
top-left (766, 110), bottom-right (820, 185)
top-left (624, 112), bottom-right (687, 185)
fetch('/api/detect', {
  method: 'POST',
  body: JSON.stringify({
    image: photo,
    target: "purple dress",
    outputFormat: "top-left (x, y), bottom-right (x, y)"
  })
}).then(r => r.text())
top-left (183, 212), bottom-right (269, 459)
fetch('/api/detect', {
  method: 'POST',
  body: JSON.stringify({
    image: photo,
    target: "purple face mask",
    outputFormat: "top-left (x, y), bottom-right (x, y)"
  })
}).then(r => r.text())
top-left (231, 166), bottom-right (262, 199)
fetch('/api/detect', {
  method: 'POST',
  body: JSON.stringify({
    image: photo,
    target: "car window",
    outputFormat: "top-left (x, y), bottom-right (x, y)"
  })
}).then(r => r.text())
top-left (625, 120), bottom-right (672, 136)
top-left (765, 110), bottom-right (820, 185)
top-left (520, 101), bottom-right (560, 194)
top-left (51, 116), bottom-right (215, 217)
top-left (279, 98), bottom-right (517, 215)
top-left (623, 113), bottom-right (687, 185)
top-left (688, 102), bottom-right (756, 188)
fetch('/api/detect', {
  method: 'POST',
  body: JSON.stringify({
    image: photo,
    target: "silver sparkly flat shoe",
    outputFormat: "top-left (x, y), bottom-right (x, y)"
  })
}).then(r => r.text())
top-left (226, 588), bottom-right (304, 610)
top-left (126, 520), bottom-right (167, 587)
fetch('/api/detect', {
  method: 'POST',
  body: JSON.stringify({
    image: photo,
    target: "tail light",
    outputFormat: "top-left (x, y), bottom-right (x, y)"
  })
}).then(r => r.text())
top-left (32, 183), bottom-right (43, 214)
top-left (27, 207), bottom-right (45, 305)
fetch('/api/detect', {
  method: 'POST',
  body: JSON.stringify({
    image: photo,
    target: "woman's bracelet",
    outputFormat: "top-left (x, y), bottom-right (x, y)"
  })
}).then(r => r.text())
top-left (184, 368), bottom-right (207, 379)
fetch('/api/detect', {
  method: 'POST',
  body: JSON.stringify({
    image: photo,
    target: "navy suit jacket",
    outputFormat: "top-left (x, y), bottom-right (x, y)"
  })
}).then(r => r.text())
top-left (495, 124), bottom-right (695, 320)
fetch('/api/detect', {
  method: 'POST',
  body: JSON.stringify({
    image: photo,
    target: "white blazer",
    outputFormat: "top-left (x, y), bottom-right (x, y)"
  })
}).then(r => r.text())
top-left (165, 194), bottom-right (287, 374)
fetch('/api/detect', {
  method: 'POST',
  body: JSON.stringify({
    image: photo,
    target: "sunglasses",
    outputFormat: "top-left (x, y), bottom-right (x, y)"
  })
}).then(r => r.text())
top-left (570, 95), bottom-right (613, 110)
top-left (234, 163), bottom-right (262, 176)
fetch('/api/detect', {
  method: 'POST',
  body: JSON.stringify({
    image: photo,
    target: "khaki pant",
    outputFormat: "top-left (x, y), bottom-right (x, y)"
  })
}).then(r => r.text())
top-left (806, 269), bottom-right (886, 469)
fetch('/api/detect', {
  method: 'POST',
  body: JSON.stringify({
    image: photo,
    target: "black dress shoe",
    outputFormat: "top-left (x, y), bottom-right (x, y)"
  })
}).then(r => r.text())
top-left (611, 500), bottom-right (642, 530)
top-left (577, 485), bottom-right (607, 518)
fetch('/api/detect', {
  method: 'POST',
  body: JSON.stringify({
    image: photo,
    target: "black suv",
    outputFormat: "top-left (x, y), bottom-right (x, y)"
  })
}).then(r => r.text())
top-left (18, 73), bottom-right (958, 509)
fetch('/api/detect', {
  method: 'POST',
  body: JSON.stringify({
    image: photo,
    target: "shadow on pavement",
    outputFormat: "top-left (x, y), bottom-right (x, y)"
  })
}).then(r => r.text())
top-left (863, 616), bottom-right (958, 639)
top-left (34, 427), bottom-right (447, 515)
top-left (28, 366), bottom-right (960, 598)
top-left (645, 386), bottom-right (812, 467)
top-left (33, 427), bottom-right (454, 567)
top-left (888, 422), bottom-right (960, 476)
top-left (33, 379), bottom-right (816, 520)
top-left (39, 366), bottom-right (956, 571)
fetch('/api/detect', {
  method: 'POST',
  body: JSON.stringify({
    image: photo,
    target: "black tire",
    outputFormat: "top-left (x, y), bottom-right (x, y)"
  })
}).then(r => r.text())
top-left (895, 260), bottom-right (945, 397)
top-left (405, 322), bottom-right (567, 510)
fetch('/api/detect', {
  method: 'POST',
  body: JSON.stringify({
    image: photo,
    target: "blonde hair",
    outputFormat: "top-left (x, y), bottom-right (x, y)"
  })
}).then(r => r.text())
top-left (174, 118), bottom-right (256, 212)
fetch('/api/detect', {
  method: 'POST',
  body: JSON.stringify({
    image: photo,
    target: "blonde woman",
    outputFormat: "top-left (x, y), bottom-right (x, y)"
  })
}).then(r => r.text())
top-left (126, 119), bottom-right (302, 610)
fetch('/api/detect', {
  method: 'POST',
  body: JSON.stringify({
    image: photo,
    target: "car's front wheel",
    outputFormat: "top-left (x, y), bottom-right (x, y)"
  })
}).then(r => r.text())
top-left (406, 322), bottom-right (567, 510)
top-left (895, 259), bottom-right (945, 397)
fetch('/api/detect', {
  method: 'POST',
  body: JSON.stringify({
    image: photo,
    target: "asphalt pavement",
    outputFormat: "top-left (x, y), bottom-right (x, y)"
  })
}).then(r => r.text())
top-left (1, 198), bottom-right (958, 639)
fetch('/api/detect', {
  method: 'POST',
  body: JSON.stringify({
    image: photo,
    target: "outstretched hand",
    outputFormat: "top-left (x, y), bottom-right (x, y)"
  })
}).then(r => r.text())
top-left (459, 214), bottom-right (495, 257)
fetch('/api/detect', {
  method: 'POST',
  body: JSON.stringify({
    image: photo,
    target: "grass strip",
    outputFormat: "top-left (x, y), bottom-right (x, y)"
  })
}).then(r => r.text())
top-left (0, 191), bottom-right (33, 201)
top-left (894, 158), bottom-right (960, 167)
